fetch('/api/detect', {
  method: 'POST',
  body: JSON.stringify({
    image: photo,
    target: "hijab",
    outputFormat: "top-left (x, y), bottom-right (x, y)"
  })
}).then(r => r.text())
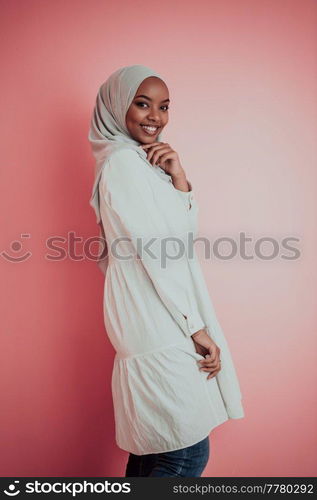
top-left (88, 64), bottom-right (165, 275)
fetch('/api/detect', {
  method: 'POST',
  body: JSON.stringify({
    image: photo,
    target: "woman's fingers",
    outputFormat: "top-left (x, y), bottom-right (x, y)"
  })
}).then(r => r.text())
top-left (192, 332), bottom-right (222, 380)
top-left (199, 353), bottom-right (219, 368)
top-left (141, 142), bottom-right (171, 165)
top-left (207, 345), bottom-right (220, 363)
top-left (198, 353), bottom-right (222, 379)
top-left (199, 362), bottom-right (219, 371)
top-left (207, 367), bottom-right (221, 380)
top-left (149, 146), bottom-right (171, 165)
top-left (199, 360), bottom-right (216, 368)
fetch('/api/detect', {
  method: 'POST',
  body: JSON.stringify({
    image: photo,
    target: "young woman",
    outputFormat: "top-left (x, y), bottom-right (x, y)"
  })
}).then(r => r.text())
top-left (88, 65), bottom-right (244, 477)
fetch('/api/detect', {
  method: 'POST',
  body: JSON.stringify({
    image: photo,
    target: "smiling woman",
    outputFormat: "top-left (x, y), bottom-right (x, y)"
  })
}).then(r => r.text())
top-left (88, 64), bottom-right (244, 478)
top-left (125, 76), bottom-right (170, 140)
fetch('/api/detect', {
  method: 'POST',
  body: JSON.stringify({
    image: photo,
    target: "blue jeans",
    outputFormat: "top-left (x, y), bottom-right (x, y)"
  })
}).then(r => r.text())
top-left (125, 435), bottom-right (210, 477)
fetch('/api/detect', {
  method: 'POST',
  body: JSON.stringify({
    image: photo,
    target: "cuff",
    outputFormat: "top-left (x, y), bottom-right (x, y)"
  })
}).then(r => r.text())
top-left (174, 180), bottom-right (195, 210)
top-left (182, 310), bottom-right (206, 336)
top-left (224, 398), bottom-right (245, 419)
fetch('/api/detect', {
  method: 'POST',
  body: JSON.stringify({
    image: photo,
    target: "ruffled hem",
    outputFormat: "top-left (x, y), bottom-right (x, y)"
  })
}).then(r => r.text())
top-left (111, 341), bottom-right (243, 455)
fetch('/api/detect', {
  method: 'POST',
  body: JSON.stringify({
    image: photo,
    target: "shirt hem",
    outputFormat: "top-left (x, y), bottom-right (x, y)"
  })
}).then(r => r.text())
top-left (116, 415), bottom-right (230, 456)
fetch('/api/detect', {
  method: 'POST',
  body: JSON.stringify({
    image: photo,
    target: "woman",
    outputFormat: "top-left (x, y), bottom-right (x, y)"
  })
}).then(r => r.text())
top-left (88, 65), bottom-right (244, 477)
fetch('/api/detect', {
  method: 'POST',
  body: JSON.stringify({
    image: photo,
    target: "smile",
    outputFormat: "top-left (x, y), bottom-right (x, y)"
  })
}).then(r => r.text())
top-left (140, 125), bottom-right (160, 135)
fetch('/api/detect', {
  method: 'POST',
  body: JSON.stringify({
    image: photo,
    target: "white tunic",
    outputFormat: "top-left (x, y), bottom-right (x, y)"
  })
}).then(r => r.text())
top-left (98, 148), bottom-right (244, 455)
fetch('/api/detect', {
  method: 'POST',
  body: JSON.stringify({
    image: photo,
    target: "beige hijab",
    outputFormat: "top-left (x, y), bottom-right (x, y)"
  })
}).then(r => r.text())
top-left (88, 64), bottom-right (165, 274)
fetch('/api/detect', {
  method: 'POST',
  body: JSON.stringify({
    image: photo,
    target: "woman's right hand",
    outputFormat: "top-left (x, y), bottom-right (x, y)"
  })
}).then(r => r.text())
top-left (191, 329), bottom-right (222, 380)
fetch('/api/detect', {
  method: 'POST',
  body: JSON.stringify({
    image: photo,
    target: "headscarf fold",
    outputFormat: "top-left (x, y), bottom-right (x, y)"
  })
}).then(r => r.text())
top-left (88, 64), bottom-right (165, 275)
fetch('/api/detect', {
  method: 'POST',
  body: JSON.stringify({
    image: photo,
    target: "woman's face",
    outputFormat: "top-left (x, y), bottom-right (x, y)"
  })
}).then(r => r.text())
top-left (125, 76), bottom-right (169, 144)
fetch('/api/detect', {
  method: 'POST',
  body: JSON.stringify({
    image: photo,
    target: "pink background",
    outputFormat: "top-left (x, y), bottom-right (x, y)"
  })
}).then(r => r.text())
top-left (1, 0), bottom-right (316, 477)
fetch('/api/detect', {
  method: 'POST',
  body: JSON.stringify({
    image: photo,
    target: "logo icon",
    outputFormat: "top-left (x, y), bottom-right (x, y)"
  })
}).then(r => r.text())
top-left (4, 481), bottom-right (20, 496)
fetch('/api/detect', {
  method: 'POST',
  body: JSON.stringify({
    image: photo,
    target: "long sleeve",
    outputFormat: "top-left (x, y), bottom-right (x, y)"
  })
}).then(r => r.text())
top-left (173, 180), bottom-right (199, 238)
top-left (100, 149), bottom-right (207, 338)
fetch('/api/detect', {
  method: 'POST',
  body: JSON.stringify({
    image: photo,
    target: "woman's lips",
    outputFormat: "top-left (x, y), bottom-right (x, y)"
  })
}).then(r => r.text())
top-left (140, 125), bottom-right (160, 136)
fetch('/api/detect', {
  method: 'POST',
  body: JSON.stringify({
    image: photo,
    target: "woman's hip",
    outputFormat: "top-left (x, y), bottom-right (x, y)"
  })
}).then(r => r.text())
top-left (125, 435), bottom-right (210, 477)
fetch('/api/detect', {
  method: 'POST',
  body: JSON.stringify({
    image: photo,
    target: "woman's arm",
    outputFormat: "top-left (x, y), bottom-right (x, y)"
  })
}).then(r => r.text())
top-left (170, 168), bottom-right (190, 192)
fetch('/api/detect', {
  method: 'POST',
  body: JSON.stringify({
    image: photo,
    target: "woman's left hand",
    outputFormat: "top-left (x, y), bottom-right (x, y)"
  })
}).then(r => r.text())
top-left (140, 142), bottom-right (183, 177)
top-left (193, 339), bottom-right (209, 358)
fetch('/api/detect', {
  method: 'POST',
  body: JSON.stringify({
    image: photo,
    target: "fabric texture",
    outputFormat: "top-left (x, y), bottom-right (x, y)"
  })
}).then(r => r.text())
top-left (98, 148), bottom-right (244, 455)
top-left (88, 65), bottom-right (245, 455)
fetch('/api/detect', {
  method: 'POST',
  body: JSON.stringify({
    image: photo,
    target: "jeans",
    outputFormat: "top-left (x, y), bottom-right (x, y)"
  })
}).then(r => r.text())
top-left (125, 435), bottom-right (210, 477)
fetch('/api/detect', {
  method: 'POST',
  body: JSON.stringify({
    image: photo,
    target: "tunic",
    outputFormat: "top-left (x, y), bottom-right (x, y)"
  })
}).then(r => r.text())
top-left (97, 148), bottom-right (244, 455)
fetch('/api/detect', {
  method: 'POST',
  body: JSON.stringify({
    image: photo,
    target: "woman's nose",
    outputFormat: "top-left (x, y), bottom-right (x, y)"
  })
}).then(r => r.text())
top-left (146, 111), bottom-right (160, 121)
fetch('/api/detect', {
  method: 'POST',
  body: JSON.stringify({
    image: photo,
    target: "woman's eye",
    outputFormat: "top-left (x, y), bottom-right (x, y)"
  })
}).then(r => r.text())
top-left (135, 102), bottom-right (169, 111)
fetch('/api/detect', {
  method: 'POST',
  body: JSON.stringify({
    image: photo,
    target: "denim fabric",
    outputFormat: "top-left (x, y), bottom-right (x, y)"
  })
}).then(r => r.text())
top-left (125, 435), bottom-right (210, 477)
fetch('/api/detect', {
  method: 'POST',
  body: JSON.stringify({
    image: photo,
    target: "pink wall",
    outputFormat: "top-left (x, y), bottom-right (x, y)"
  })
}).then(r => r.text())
top-left (1, 0), bottom-right (316, 477)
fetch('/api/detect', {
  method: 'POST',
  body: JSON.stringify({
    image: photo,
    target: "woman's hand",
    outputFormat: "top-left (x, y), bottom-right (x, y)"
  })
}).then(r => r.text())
top-left (193, 339), bottom-right (209, 357)
top-left (191, 329), bottom-right (222, 380)
top-left (140, 142), bottom-right (183, 178)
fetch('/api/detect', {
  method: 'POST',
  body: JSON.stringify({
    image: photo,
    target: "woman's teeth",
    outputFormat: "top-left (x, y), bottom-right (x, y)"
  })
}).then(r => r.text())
top-left (140, 125), bottom-right (159, 135)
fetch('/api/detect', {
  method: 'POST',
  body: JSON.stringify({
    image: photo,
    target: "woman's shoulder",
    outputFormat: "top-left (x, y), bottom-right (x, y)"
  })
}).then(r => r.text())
top-left (107, 146), bottom-right (142, 164)
top-left (101, 147), bottom-right (148, 188)
top-left (103, 147), bottom-right (144, 171)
